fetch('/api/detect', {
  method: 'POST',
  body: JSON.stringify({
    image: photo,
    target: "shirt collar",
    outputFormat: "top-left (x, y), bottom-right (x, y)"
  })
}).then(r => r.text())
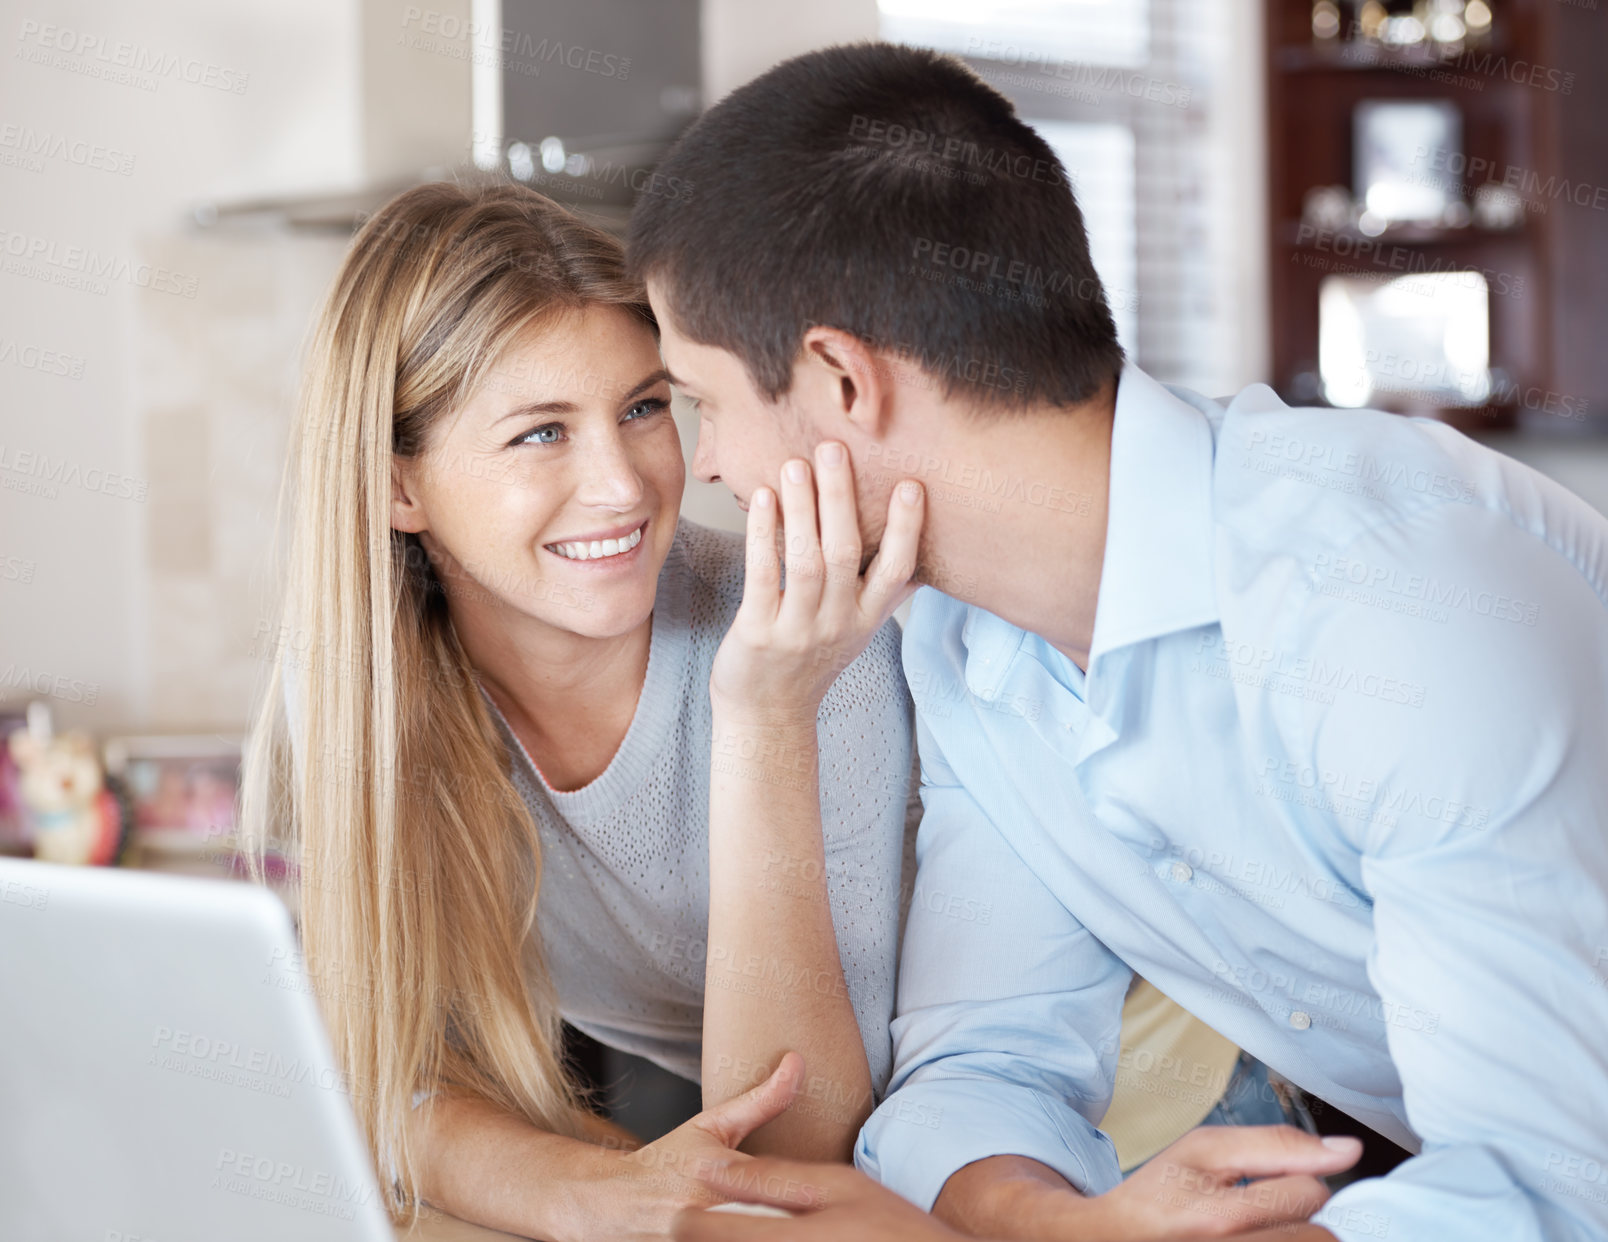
top-left (1087, 362), bottom-right (1221, 666)
top-left (960, 603), bottom-right (1026, 700)
top-left (957, 363), bottom-right (1220, 700)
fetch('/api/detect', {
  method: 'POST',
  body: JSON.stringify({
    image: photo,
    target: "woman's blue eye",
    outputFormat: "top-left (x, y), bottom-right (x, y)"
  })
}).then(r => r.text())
top-left (626, 397), bottom-right (669, 421)
top-left (518, 424), bottom-right (564, 445)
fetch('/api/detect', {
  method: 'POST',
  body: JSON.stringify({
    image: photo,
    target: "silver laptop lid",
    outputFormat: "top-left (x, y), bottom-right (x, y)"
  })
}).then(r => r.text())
top-left (0, 857), bottom-right (395, 1242)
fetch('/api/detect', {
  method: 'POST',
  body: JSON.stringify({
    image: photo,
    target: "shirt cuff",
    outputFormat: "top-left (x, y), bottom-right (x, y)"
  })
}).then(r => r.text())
top-left (855, 1077), bottom-right (1122, 1212)
top-left (1309, 1147), bottom-right (1559, 1242)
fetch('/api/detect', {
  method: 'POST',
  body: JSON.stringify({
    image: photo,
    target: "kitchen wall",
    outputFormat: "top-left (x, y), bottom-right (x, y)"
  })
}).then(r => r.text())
top-left (1, 0), bottom-right (366, 730)
top-left (0, 0), bottom-right (877, 732)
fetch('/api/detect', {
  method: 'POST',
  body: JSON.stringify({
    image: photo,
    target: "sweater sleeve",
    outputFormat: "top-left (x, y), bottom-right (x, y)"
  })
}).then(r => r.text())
top-left (813, 616), bottom-right (916, 1100)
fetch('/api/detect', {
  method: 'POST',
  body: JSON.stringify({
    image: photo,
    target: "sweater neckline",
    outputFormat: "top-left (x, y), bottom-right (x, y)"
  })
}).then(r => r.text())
top-left (479, 522), bottom-right (695, 821)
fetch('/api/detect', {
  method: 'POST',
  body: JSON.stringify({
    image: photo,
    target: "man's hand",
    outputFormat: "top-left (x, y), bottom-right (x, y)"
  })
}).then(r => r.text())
top-left (663, 1125), bottom-right (1356, 1242)
top-left (671, 1157), bottom-right (965, 1242)
top-left (1094, 1125), bottom-right (1360, 1239)
top-left (935, 1125), bottom-right (1361, 1242)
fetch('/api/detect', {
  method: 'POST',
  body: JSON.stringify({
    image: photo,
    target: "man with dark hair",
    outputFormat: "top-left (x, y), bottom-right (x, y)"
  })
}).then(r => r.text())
top-left (635, 42), bottom-right (1608, 1242)
top-left (631, 43), bottom-right (1123, 418)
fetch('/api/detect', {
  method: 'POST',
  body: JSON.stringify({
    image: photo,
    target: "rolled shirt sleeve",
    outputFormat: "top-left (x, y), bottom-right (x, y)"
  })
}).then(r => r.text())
top-left (855, 711), bottom-right (1133, 1210)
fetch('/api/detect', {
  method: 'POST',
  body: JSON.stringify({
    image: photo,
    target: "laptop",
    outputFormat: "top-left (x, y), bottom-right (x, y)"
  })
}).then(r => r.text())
top-left (0, 856), bottom-right (507, 1242)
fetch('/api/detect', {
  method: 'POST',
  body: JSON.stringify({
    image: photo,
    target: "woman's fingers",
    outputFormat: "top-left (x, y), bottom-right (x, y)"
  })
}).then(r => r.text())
top-left (812, 441), bottom-right (863, 617)
top-left (736, 486), bottom-right (782, 628)
top-left (753, 453), bottom-right (921, 665)
top-left (693, 1050), bottom-right (805, 1151)
top-left (694, 1155), bottom-right (859, 1210)
top-left (776, 458), bottom-right (825, 621)
top-left (859, 479), bottom-right (924, 625)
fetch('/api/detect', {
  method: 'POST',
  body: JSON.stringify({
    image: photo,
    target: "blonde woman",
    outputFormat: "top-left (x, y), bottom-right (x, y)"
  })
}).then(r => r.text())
top-left (241, 180), bottom-right (925, 1241)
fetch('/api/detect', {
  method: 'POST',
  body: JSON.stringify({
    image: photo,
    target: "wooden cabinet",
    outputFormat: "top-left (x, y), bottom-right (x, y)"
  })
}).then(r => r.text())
top-left (1264, 0), bottom-right (1608, 432)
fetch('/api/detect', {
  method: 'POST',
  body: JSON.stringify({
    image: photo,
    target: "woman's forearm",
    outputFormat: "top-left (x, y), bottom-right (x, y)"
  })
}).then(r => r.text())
top-left (702, 706), bottom-right (875, 1162)
top-left (409, 1093), bottom-right (626, 1241)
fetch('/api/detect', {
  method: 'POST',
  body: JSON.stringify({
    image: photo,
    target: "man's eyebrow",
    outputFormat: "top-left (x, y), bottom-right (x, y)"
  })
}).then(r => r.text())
top-left (492, 369), bottom-right (672, 425)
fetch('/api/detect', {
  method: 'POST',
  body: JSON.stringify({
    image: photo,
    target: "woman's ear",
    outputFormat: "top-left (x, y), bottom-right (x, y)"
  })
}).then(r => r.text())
top-left (390, 456), bottom-right (429, 534)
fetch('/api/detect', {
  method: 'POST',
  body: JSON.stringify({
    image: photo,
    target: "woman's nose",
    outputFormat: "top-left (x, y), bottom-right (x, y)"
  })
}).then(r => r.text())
top-left (576, 432), bottom-right (646, 509)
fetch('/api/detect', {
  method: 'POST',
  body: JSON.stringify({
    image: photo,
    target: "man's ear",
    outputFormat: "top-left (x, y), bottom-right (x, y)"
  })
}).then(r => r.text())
top-left (391, 455), bottom-right (429, 534)
top-left (799, 326), bottom-right (894, 440)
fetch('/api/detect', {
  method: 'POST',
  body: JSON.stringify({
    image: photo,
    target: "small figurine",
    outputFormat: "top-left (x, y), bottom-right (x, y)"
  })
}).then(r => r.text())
top-left (7, 702), bottom-right (122, 866)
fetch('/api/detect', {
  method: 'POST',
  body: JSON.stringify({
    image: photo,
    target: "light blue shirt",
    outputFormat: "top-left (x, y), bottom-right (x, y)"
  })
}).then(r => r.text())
top-left (856, 363), bottom-right (1608, 1242)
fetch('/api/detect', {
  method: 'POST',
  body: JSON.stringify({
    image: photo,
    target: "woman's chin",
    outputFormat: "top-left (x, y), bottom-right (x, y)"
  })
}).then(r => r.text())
top-left (527, 557), bottom-right (663, 639)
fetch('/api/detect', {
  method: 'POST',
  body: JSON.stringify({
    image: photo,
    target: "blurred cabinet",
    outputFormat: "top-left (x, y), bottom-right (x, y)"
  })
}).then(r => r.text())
top-left (1265, 0), bottom-right (1608, 432)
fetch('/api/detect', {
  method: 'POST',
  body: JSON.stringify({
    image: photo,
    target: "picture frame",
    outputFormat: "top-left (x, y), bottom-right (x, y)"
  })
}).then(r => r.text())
top-left (1353, 98), bottom-right (1462, 227)
top-left (100, 734), bottom-right (243, 856)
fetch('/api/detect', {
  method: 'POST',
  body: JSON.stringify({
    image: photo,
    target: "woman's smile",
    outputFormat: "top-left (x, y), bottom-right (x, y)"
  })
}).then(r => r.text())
top-left (542, 516), bottom-right (650, 567)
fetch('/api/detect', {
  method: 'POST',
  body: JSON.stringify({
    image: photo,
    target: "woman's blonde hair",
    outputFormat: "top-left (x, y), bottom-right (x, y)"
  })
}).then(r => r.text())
top-left (240, 180), bottom-right (653, 1220)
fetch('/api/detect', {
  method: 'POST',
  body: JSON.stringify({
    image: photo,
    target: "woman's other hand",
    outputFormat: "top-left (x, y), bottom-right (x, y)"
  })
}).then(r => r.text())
top-left (560, 1053), bottom-right (806, 1242)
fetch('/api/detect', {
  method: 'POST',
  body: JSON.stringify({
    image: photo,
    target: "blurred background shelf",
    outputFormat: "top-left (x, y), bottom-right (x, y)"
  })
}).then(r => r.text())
top-left (1265, 0), bottom-right (1608, 434)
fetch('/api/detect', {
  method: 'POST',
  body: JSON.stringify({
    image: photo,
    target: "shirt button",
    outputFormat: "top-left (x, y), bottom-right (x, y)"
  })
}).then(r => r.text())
top-left (1289, 1010), bottom-right (1312, 1031)
top-left (1168, 861), bottom-right (1193, 884)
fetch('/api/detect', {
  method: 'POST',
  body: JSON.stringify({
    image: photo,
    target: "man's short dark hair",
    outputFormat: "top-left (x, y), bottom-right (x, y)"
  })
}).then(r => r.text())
top-left (629, 41), bottom-right (1125, 413)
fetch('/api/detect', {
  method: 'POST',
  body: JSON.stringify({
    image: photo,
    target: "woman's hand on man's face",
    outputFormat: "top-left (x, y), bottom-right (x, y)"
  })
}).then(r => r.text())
top-left (709, 441), bottom-right (924, 724)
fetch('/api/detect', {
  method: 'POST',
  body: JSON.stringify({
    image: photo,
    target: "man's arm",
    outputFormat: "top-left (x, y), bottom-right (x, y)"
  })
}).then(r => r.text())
top-left (856, 697), bottom-right (1361, 1242)
top-left (669, 1155), bottom-right (1352, 1242)
top-left (853, 709), bottom-right (1134, 1219)
top-left (1294, 505), bottom-right (1608, 1242)
top-left (933, 1156), bottom-right (1090, 1238)
top-left (935, 1136), bottom-right (1356, 1242)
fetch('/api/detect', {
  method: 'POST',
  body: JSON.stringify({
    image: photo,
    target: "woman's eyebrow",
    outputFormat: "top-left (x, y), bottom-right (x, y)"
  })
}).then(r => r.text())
top-left (624, 368), bottom-right (672, 400)
top-left (493, 398), bottom-right (575, 425)
top-left (491, 369), bottom-right (672, 426)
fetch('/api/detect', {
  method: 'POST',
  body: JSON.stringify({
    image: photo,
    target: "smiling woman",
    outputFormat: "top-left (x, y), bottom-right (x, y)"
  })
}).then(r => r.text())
top-left (237, 180), bottom-right (921, 1242)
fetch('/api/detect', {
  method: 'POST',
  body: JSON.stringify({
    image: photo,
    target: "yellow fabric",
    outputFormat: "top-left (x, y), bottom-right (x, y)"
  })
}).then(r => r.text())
top-left (1099, 979), bottom-right (1243, 1171)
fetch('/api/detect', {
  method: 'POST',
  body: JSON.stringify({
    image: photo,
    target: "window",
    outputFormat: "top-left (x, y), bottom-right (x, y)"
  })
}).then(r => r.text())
top-left (880, 0), bottom-right (1267, 395)
top-left (878, 0), bottom-right (1150, 68)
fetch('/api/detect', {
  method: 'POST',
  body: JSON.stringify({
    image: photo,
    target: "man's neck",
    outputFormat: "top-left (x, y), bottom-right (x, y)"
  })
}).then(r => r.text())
top-left (912, 380), bottom-right (1115, 672)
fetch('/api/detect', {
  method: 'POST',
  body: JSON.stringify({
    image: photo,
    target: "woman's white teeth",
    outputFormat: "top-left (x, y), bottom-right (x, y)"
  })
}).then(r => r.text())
top-left (549, 526), bottom-right (642, 561)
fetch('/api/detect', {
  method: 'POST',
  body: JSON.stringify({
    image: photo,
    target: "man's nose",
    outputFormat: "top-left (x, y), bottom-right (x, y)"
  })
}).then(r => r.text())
top-left (691, 416), bottom-right (719, 484)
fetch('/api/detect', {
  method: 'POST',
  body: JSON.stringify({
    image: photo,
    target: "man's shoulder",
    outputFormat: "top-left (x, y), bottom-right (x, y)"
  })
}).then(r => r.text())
top-left (1218, 395), bottom-right (1492, 543)
top-left (1214, 393), bottom-right (1608, 599)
